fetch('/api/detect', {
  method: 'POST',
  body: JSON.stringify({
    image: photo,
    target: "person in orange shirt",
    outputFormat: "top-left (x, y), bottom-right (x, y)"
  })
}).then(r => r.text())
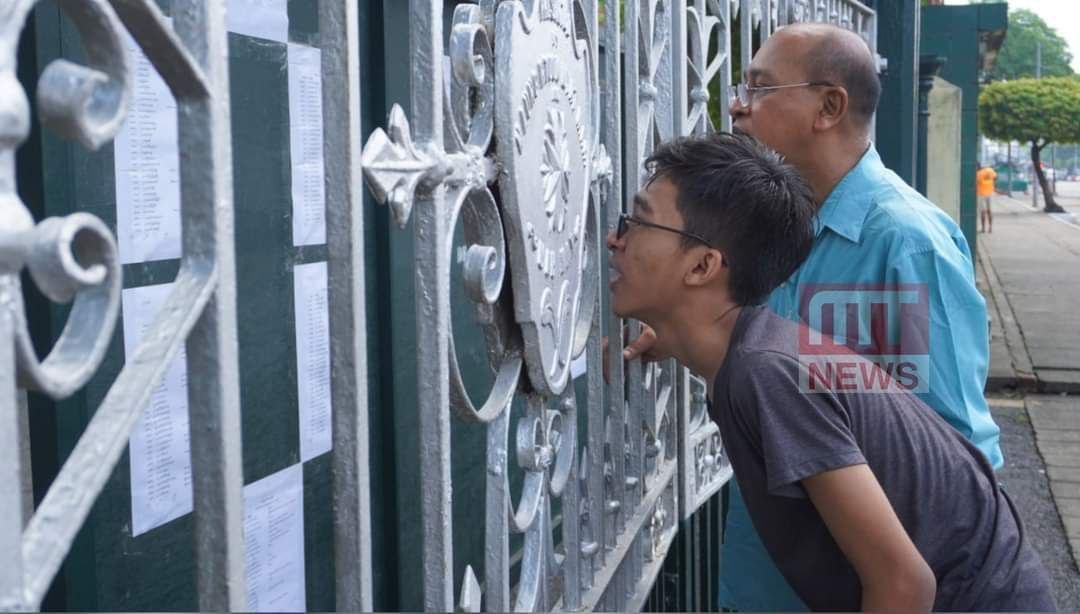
top-left (976, 162), bottom-right (997, 233)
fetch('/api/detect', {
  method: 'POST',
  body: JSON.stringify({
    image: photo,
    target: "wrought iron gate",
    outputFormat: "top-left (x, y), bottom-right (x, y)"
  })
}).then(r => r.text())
top-left (2, 0), bottom-right (875, 611)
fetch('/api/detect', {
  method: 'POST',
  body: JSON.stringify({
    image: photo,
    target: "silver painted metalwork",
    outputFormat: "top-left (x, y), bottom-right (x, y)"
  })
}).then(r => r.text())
top-left (496, 0), bottom-right (597, 397)
top-left (671, 0), bottom-right (737, 522)
top-left (16, 391), bottom-right (32, 529)
top-left (616, 2), bottom-right (680, 606)
top-left (2, 0), bottom-right (245, 610)
top-left (363, 0), bottom-right (611, 607)
top-left (3, 0), bottom-right (879, 609)
top-left (320, 1), bottom-right (374, 610)
top-left (363, 0), bottom-right (872, 610)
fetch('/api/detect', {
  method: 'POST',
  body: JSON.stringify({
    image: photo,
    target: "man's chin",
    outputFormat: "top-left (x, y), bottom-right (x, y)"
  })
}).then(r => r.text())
top-left (610, 297), bottom-right (635, 320)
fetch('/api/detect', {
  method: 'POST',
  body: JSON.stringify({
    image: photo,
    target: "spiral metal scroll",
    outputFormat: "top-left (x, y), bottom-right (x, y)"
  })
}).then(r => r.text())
top-left (2, 0), bottom-right (130, 401)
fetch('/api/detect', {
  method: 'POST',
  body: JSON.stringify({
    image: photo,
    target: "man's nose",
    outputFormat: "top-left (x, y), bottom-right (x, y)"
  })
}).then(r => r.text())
top-left (606, 229), bottom-right (621, 251)
top-left (729, 96), bottom-right (749, 118)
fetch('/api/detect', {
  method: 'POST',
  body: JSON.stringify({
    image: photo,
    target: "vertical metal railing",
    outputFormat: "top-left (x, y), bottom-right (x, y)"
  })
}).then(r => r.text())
top-left (169, 2), bottom-right (246, 608)
top-left (600, 0), bottom-right (626, 608)
top-left (671, 0), bottom-right (737, 526)
top-left (410, 1), bottom-right (455, 607)
top-left (320, 1), bottom-right (374, 610)
top-left (615, 0), bottom-right (681, 610)
top-left (2, 0), bottom-right (246, 610)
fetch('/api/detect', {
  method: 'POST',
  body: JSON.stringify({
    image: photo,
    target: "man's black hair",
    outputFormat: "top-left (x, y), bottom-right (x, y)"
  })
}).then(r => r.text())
top-left (644, 132), bottom-right (816, 306)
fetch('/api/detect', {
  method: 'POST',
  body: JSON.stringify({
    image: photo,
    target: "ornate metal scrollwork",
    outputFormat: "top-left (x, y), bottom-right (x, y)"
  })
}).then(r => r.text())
top-left (360, 0), bottom-right (877, 609)
top-left (495, 0), bottom-right (599, 397)
top-left (361, 0), bottom-right (607, 609)
top-left (1, 0), bottom-right (129, 403)
top-left (684, 0), bottom-right (732, 134)
top-left (5, 1), bottom-right (249, 610)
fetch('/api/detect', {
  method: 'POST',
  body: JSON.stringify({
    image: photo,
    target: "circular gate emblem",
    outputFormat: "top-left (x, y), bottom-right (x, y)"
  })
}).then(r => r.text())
top-left (495, 0), bottom-right (595, 396)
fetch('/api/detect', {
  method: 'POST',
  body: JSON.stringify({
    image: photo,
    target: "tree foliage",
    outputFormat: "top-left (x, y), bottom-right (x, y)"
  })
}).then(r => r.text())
top-left (988, 9), bottom-right (1074, 81)
top-left (979, 77), bottom-right (1080, 211)
top-left (979, 77), bottom-right (1080, 144)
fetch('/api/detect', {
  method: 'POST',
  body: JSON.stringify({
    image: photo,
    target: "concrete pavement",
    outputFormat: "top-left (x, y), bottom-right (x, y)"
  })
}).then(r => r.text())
top-left (976, 193), bottom-right (1080, 607)
top-left (990, 395), bottom-right (1080, 611)
top-left (981, 193), bottom-right (1080, 391)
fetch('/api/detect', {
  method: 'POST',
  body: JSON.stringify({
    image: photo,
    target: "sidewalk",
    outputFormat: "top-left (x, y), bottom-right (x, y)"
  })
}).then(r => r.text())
top-left (977, 193), bottom-right (1080, 602)
top-left (980, 193), bottom-right (1080, 392)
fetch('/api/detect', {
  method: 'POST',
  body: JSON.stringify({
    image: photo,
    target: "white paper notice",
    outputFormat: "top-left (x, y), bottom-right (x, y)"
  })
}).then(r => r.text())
top-left (288, 44), bottom-right (326, 246)
top-left (114, 28), bottom-right (181, 265)
top-left (294, 262), bottom-right (332, 461)
top-left (228, 0), bottom-right (289, 43)
top-left (244, 464), bottom-right (306, 613)
top-left (124, 283), bottom-right (192, 537)
top-left (571, 353), bottom-right (587, 380)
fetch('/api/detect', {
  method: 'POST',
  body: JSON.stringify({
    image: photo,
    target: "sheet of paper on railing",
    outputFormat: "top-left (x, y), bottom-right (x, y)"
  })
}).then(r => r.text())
top-left (288, 43), bottom-right (326, 247)
top-left (243, 463), bottom-right (306, 612)
top-left (293, 262), bottom-right (332, 462)
top-left (123, 283), bottom-right (192, 537)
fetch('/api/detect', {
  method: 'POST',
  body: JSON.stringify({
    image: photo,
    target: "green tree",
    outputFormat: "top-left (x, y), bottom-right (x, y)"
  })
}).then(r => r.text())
top-left (979, 77), bottom-right (1080, 212)
top-left (988, 9), bottom-right (1074, 81)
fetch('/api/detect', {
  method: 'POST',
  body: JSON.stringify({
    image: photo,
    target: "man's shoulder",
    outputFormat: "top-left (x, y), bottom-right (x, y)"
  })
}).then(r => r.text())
top-left (729, 307), bottom-right (802, 368)
top-left (856, 172), bottom-right (968, 259)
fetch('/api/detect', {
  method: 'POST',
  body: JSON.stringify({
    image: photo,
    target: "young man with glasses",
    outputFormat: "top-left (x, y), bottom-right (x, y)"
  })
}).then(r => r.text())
top-left (608, 131), bottom-right (1053, 612)
top-left (615, 22), bottom-right (1004, 611)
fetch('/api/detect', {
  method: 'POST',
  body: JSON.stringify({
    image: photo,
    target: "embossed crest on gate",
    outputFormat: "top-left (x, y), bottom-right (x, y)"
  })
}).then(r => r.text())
top-left (495, 0), bottom-right (595, 396)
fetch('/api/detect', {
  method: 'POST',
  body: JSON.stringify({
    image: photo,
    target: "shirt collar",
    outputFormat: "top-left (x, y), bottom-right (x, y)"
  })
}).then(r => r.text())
top-left (814, 143), bottom-right (881, 243)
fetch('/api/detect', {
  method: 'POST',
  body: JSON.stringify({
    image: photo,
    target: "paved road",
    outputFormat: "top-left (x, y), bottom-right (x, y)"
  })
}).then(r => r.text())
top-left (991, 395), bottom-right (1080, 611)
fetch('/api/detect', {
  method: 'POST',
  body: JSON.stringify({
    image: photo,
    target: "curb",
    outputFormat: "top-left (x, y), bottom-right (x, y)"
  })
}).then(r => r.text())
top-left (977, 246), bottom-right (1038, 392)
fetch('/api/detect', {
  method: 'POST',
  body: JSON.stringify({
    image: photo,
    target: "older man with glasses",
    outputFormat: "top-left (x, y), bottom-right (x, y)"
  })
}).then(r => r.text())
top-left (617, 22), bottom-right (1002, 611)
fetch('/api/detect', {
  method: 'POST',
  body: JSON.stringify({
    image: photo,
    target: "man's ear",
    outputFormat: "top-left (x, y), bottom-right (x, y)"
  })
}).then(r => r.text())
top-left (814, 86), bottom-right (849, 131)
top-left (684, 248), bottom-right (726, 287)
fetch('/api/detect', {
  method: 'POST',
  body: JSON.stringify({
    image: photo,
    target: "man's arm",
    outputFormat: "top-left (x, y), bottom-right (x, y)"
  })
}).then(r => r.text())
top-left (888, 247), bottom-right (1003, 468)
top-left (803, 465), bottom-right (936, 612)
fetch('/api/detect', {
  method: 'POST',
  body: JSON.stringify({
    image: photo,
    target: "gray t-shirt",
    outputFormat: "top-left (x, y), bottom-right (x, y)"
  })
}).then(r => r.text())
top-left (710, 305), bottom-right (1054, 611)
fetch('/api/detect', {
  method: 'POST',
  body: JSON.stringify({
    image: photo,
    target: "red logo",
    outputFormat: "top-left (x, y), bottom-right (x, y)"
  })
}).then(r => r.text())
top-left (797, 284), bottom-right (930, 393)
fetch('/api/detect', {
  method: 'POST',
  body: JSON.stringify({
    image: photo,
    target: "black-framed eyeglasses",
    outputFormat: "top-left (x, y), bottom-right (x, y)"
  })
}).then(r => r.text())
top-left (729, 81), bottom-right (835, 107)
top-left (616, 213), bottom-right (716, 249)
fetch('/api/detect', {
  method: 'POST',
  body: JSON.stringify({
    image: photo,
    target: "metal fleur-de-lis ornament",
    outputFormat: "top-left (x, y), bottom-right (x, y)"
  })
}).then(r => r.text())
top-left (361, 104), bottom-right (451, 228)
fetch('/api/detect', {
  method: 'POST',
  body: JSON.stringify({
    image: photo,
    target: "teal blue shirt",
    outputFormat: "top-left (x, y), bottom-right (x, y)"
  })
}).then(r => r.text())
top-left (720, 144), bottom-right (1002, 612)
top-left (767, 145), bottom-right (1001, 466)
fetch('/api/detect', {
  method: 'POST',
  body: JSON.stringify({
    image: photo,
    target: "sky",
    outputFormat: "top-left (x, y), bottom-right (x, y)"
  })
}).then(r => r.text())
top-left (945, 0), bottom-right (1080, 72)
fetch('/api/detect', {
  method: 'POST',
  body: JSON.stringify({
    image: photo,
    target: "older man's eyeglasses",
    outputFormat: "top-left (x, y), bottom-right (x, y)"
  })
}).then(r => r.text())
top-left (616, 213), bottom-right (716, 248)
top-left (730, 81), bottom-right (835, 107)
